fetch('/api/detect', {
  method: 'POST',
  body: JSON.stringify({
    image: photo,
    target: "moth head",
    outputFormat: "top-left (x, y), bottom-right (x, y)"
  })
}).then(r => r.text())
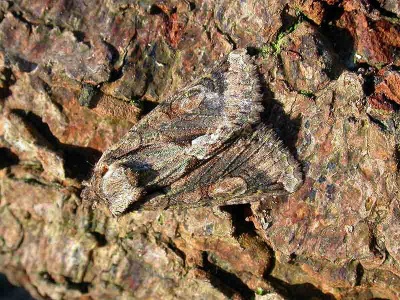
top-left (98, 162), bottom-right (144, 216)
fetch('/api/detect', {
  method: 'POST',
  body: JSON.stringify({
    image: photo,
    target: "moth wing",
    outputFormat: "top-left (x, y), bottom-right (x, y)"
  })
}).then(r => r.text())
top-left (136, 49), bottom-right (264, 159)
top-left (93, 49), bottom-right (264, 189)
top-left (143, 124), bottom-right (303, 209)
top-left (97, 49), bottom-right (262, 163)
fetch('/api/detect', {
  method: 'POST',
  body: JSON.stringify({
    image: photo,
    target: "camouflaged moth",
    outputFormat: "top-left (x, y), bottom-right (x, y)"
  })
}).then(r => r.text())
top-left (82, 49), bottom-right (303, 216)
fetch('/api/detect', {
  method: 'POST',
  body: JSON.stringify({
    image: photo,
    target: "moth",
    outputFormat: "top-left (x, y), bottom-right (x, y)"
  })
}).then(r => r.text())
top-left (82, 49), bottom-right (303, 216)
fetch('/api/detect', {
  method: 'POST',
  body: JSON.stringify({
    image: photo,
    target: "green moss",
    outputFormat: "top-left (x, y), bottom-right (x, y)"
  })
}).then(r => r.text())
top-left (260, 31), bottom-right (288, 57)
top-left (20, 177), bottom-right (45, 185)
top-left (129, 98), bottom-right (140, 106)
top-left (298, 90), bottom-right (315, 98)
top-left (21, 161), bottom-right (44, 171)
top-left (382, 15), bottom-right (400, 25)
top-left (125, 232), bottom-right (135, 239)
top-left (157, 213), bottom-right (165, 225)
top-left (255, 287), bottom-right (266, 295)
top-left (261, 13), bottom-right (304, 57)
top-left (78, 83), bottom-right (98, 107)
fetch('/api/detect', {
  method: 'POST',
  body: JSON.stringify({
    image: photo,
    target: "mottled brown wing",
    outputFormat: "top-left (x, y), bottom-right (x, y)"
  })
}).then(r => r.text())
top-left (100, 49), bottom-right (263, 164)
top-left (141, 124), bottom-right (303, 210)
top-left (152, 49), bottom-right (263, 159)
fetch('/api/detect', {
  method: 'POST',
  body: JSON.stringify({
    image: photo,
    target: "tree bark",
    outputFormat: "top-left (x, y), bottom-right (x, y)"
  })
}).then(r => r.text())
top-left (0, 0), bottom-right (399, 299)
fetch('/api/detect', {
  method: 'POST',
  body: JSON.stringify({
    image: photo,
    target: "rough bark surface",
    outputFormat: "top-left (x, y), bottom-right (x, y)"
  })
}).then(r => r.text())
top-left (0, 0), bottom-right (399, 299)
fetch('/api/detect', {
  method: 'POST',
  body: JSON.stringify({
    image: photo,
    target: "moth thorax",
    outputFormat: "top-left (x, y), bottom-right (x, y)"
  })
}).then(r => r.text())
top-left (100, 162), bottom-right (143, 216)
